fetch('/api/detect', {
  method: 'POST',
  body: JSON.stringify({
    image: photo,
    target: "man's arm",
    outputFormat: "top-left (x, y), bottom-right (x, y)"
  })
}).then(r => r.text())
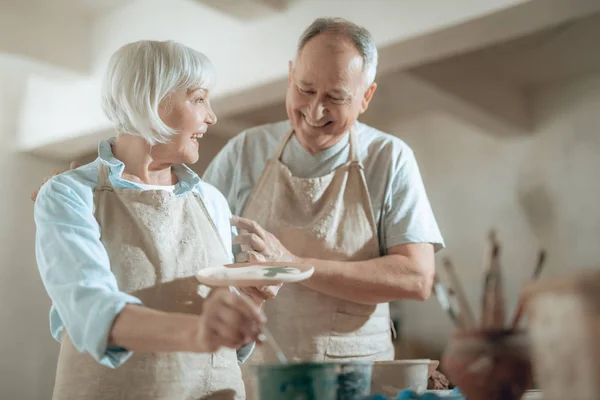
top-left (231, 216), bottom-right (435, 304)
top-left (299, 243), bottom-right (435, 305)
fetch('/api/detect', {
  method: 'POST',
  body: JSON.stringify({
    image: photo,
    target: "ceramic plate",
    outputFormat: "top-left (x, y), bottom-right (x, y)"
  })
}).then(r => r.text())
top-left (195, 262), bottom-right (314, 287)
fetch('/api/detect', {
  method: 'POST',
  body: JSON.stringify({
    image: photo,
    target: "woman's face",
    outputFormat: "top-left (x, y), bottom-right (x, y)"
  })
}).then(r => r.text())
top-left (153, 87), bottom-right (217, 164)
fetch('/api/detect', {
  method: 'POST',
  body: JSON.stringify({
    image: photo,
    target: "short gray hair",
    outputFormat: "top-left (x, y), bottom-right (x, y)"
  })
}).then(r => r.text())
top-left (101, 40), bottom-right (216, 145)
top-left (297, 17), bottom-right (378, 85)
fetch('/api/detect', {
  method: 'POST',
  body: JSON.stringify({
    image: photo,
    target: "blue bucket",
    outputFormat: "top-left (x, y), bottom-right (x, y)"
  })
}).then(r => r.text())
top-left (252, 361), bottom-right (373, 400)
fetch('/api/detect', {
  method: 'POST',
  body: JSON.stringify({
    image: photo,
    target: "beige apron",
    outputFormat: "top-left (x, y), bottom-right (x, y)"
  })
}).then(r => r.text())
top-left (51, 163), bottom-right (245, 400)
top-left (240, 128), bottom-right (394, 397)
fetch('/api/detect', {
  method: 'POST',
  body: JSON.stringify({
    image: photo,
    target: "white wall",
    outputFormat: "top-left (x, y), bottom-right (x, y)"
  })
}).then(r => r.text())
top-left (0, 57), bottom-right (65, 399)
top-left (394, 72), bottom-right (600, 360)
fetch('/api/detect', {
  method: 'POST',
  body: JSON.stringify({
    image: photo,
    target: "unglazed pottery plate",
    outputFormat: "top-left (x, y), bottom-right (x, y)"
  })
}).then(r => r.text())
top-left (195, 262), bottom-right (314, 287)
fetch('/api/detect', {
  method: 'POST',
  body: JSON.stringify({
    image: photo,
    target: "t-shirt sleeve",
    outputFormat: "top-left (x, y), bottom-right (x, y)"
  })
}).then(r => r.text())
top-left (383, 148), bottom-right (445, 252)
top-left (202, 135), bottom-right (242, 216)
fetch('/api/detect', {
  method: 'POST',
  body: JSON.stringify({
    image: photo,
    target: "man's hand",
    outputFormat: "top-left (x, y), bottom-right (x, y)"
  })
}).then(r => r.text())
top-left (231, 216), bottom-right (300, 263)
top-left (31, 161), bottom-right (80, 202)
top-left (230, 216), bottom-right (299, 302)
top-left (234, 250), bottom-right (283, 303)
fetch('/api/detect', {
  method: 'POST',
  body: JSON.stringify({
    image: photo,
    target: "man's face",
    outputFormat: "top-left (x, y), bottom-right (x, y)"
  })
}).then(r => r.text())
top-left (286, 33), bottom-right (376, 153)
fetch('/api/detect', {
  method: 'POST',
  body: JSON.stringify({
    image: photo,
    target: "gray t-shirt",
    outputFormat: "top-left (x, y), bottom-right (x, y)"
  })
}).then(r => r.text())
top-left (203, 119), bottom-right (445, 254)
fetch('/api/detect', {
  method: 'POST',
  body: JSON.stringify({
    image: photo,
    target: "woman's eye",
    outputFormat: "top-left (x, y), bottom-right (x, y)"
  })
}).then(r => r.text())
top-left (194, 97), bottom-right (204, 104)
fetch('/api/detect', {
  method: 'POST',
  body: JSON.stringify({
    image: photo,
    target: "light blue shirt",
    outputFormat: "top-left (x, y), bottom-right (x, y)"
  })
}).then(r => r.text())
top-left (34, 138), bottom-right (252, 368)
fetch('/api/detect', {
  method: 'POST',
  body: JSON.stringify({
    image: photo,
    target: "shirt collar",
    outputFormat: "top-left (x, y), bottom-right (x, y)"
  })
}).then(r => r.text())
top-left (97, 137), bottom-right (200, 195)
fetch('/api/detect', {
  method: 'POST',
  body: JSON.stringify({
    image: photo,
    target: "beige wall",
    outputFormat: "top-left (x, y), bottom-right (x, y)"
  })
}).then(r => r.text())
top-left (0, 59), bottom-right (65, 399)
top-left (395, 72), bottom-right (600, 360)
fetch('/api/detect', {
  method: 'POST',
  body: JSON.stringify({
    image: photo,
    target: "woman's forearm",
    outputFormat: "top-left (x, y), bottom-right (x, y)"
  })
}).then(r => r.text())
top-left (108, 304), bottom-right (205, 353)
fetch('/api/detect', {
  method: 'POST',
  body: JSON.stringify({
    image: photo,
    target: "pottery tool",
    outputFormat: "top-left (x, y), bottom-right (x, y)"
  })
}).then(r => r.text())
top-left (230, 287), bottom-right (288, 364)
top-left (433, 275), bottom-right (461, 327)
top-left (510, 250), bottom-right (546, 328)
top-left (442, 258), bottom-right (476, 328)
top-left (481, 230), bottom-right (505, 329)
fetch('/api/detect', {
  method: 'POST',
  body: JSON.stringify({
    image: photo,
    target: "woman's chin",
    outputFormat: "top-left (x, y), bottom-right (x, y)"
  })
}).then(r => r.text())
top-left (182, 152), bottom-right (200, 165)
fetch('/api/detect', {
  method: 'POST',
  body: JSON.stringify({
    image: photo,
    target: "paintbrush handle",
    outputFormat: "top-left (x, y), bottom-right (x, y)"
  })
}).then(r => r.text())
top-left (510, 250), bottom-right (547, 328)
top-left (443, 259), bottom-right (476, 328)
top-left (481, 235), bottom-right (505, 329)
top-left (230, 287), bottom-right (288, 364)
top-left (433, 280), bottom-right (460, 327)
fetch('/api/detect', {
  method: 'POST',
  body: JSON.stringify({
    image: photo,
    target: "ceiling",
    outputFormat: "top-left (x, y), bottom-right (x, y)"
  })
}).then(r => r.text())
top-left (412, 12), bottom-right (600, 89)
top-left (197, 0), bottom-right (297, 20)
top-left (10, 0), bottom-right (133, 15)
top-left (223, 11), bottom-right (600, 135)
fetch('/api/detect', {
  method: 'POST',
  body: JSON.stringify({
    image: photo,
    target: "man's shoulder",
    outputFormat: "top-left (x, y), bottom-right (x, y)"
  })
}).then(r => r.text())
top-left (229, 120), bottom-right (290, 148)
top-left (243, 120), bottom-right (290, 137)
top-left (357, 122), bottom-right (415, 161)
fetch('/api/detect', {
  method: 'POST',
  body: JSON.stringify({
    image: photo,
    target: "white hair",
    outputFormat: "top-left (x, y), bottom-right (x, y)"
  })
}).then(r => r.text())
top-left (296, 17), bottom-right (378, 86)
top-left (101, 40), bottom-right (216, 145)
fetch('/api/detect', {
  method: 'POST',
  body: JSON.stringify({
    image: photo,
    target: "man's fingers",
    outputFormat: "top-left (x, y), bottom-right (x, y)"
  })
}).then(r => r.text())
top-left (247, 251), bottom-right (266, 263)
top-left (232, 234), bottom-right (266, 252)
top-left (240, 286), bottom-right (272, 301)
top-left (231, 216), bottom-right (266, 238)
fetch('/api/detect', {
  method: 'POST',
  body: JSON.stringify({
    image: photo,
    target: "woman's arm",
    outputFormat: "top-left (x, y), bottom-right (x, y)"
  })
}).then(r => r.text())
top-left (110, 290), bottom-right (264, 354)
top-left (35, 176), bottom-right (143, 367)
top-left (35, 175), bottom-right (263, 367)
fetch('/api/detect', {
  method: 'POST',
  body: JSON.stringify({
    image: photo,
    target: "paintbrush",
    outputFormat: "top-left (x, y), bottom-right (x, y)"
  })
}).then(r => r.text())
top-left (230, 287), bottom-right (288, 363)
top-left (442, 258), bottom-right (476, 328)
top-left (447, 287), bottom-right (468, 329)
top-left (433, 274), bottom-right (461, 327)
top-left (481, 230), bottom-right (505, 329)
top-left (510, 250), bottom-right (547, 328)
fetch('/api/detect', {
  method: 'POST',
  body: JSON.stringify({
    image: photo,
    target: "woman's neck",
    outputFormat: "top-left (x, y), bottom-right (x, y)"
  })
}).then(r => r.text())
top-left (112, 135), bottom-right (177, 186)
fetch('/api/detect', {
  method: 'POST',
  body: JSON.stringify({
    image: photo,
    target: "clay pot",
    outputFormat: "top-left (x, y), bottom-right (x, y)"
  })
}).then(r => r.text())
top-left (441, 328), bottom-right (533, 400)
top-left (522, 270), bottom-right (600, 400)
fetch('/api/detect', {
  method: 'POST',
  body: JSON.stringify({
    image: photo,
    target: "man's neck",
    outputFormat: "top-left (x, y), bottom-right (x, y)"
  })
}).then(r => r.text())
top-left (295, 129), bottom-right (349, 156)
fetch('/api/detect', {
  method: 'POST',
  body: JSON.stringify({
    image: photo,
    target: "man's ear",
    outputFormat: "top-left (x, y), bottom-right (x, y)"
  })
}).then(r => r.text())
top-left (360, 82), bottom-right (377, 113)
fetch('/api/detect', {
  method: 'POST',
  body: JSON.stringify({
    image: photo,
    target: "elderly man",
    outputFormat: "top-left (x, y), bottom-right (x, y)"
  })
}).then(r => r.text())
top-left (204, 17), bottom-right (444, 363)
top-left (32, 18), bottom-right (444, 366)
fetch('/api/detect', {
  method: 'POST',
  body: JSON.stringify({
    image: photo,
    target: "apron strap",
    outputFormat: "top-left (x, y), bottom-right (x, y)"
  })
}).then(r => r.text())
top-left (97, 162), bottom-right (112, 188)
top-left (275, 129), bottom-right (295, 160)
top-left (348, 127), bottom-right (360, 163)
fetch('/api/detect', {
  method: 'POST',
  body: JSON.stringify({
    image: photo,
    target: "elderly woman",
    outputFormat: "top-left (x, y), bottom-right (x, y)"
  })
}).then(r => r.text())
top-left (33, 40), bottom-right (264, 400)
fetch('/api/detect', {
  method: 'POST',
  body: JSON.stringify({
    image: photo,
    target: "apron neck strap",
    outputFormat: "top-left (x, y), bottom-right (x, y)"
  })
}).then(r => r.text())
top-left (275, 129), bottom-right (295, 160)
top-left (275, 126), bottom-right (360, 163)
top-left (348, 127), bottom-right (359, 163)
top-left (98, 162), bottom-right (112, 187)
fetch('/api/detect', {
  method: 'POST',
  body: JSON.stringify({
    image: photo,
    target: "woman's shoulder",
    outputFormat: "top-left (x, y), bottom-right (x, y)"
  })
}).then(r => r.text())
top-left (36, 159), bottom-right (100, 209)
top-left (194, 179), bottom-right (231, 214)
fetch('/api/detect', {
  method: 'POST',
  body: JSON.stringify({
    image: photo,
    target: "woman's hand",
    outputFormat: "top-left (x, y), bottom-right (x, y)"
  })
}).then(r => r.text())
top-left (195, 287), bottom-right (265, 353)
